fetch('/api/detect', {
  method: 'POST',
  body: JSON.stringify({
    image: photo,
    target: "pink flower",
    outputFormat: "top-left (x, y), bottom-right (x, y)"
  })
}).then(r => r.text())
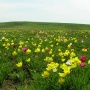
top-left (80, 56), bottom-right (86, 62)
top-left (22, 47), bottom-right (27, 52)
top-left (80, 62), bottom-right (85, 67)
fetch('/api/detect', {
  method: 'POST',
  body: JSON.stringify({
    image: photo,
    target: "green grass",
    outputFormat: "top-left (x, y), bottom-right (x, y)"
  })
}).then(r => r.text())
top-left (0, 29), bottom-right (90, 90)
top-left (0, 21), bottom-right (90, 30)
top-left (0, 21), bottom-right (90, 89)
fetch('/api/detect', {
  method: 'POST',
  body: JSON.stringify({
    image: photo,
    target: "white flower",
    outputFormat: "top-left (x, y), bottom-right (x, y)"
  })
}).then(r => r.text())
top-left (2, 36), bottom-right (5, 40)
top-left (52, 68), bottom-right (57, 72)
top-left (66, 60), bottom-right (72, 65)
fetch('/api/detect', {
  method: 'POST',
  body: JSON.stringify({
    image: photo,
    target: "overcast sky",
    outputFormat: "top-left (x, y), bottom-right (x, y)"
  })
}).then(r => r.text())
top-left (0, 0), bottom-right (90, 24)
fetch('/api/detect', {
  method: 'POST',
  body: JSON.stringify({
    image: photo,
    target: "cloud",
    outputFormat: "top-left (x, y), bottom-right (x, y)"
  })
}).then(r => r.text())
top-left (0, 0), bottom-right (90, 24)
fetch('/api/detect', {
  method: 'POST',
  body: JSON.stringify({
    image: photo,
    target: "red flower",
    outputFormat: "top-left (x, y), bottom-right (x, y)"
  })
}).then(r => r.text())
top-left (80, 56), bottom-right (86, 62)
top-left (13, 44), bottom-right (17, 48)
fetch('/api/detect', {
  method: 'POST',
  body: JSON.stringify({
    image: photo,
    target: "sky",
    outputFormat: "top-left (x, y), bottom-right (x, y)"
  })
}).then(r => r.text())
top-left (0, 0), bottom-right (90, 24)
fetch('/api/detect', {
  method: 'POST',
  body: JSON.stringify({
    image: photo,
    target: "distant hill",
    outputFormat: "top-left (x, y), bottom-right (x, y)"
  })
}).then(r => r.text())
top-left (0, 21), bottom-right (90, 30)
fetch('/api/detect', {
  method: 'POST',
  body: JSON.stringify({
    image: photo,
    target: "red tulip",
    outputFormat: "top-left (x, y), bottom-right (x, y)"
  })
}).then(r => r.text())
top-left (80, 56), bottom-right (86, 62)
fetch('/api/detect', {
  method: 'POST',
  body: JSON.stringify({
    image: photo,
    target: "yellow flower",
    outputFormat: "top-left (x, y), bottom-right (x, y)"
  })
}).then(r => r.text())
top-left (67, 43), bottom-right (72, 48)
top-left (58, 73), bottom-right (67, 77)
top-left (59, 52), bottom-right (63, 56)
top-left (60, 63), bottom-right (71, 74)
top-left (41, 49), bottom-right (45, 53)
top-left (61, 58), bottom-right (65, 62)
top-left (26, 41), bottom-right (28, 43)
top-left (82, 48), bottom-right (87, 52)
top-left (12, 51), bottom-right (17, 56)
top-left (45, 47), bottom-right (48, 50)
top-left (3, 43), bottom-right (6, 46)
top-left (18, 49), bottom-right (21, 52)
top-left (70, 52), bottom-right (76, 57)
top-left (64, 39), bottom-right (68, 43)
top-left (19, 45), bottom-right (22, 48)
top-left (26, 58), bottom-right (31, 62)
top-left (42, 71), bottom-right (49, 78)
top-left (88, 60), bottom-right (90, 64)
top-left (35, 48), bottom-right (40, 53)
top-left (74, 40), bottom-right (77, 43)
top-left (16, 61), bottom-right (22, 67)
top-left (44, 57), bottom-right (53, 62)
top-left (19, 41), bottom-right (24, 45)
top-left (26, 49), bottom-right (31, 54)
top-left (58, 49), bottom-right (61, 52)
top-left (46, 62), bottom-right (59, 71)
top-left (58, 78), bottom-right (65, 84)
top-left (11, 42), bottom-right (14, 45)
top-left (50, 45), bottom-right (53, 47)
top-left (38, 45), bottom-right (41, 48)
top-left (49, 50), bottom-right (52, 54)
top-left (52, 54), bottom-right (54, 57)
top-left (7, 43), bottom-right (10, 47)
top-left (56, 43), bottom-right (59, 45)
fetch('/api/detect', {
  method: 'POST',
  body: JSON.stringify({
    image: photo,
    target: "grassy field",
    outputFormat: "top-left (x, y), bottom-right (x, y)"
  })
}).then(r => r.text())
top-left (0, 22), bottom-right (90, 90)
top-left (0, 21), bottom-right (90, 30)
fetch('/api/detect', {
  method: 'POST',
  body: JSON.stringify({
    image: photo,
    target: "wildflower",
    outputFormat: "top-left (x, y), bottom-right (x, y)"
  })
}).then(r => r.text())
top-left (58, 78), bottom-right (65, 84)
top-left (41, 49), bottom-right (45, 53)
top-left (59, 52), bottom-right (63, 56)
top-left (60, 64), bottom-right (71, 74)
top-left (44, 57), bottom-right (53, 62)
top-left (58, 73), bottom-right (67, 77)
top-left (35, 48), bottom-right (40, 53)
top-left (82, 48), bottom-right (88, 52)
top-left (18, 49), bottom-right (21, 52)
top-left (46, 62), bottom-right (59, 71)
top-left (66, 60), bottom-right (72, 65)
top-left (42, 71), bottom-right (49, 78)
top-left (80, 62), bottom-right (85, 67)
top-left (49, 49), bottom-right (52, 54)
top-left (16, 61), bottom-right (22, 67)
top-left (3, 43), bottom-right (6, 47)
top-left (26, 58), bottom-right (30, 62)
top-left (70, 52), bottom-right (76, 58)
top-left (58, 49), bottom-right (61, 52)
top-left (22, 47), bottom-right (27, 52)
top-left (67, 43), bottom-right (72, 48)
top-left (56, 43), bottom-right (59, 45)
top-left (50, 45), bottom-right (53, 47)
top-left (80, 56), bottom-right (86, 62)
top-left (7, 43), bottom-right (10, 47)
top-left (19, 41), bottom-right (24, 45)
top-left (52, 54), bottom-right (54, 57)
top-left (26, 41), bottom-right (28, 43)
top-left (2, 36), bottom-right (5, 40)
top-left (88, 60), bottom-right (90, 64)
top-left (61, 58), bottom-right (65, 62)
top-left (74, 40), bottom-right (77, 43)
top-left (26, 49), bottom-right (31, 54)
top-left (38, 45), bottom-right (41, 48)
top-left (74, 57), bottom-right (81, 65)
top-left (19, 45), bottom-right (22, 48)
top-left (12, 51), bottom-right (17, 56)
top-left (52, 68), bottom-right (57, 72)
